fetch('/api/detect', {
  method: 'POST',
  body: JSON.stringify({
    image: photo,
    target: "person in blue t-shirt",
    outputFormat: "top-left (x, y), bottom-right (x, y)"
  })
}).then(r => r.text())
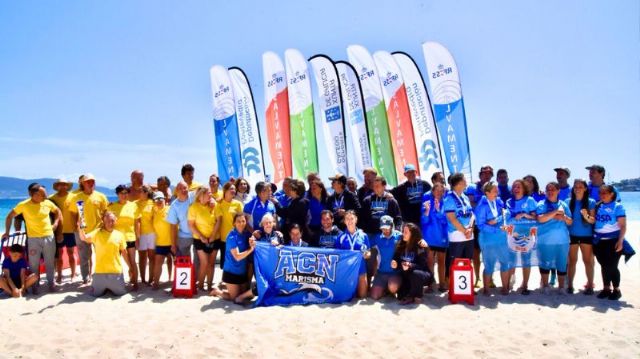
top-left (586, 164), bottom-right (621, 202)
top-left (393, 223), bottom-right (432, 305)
top-left (166, 181), bottom-right (196, 257)
top-left (243, 181), bottom-right (277, 231)
top-left (523, 175), bottom-right (545, 202)
top-left (536, 182), bottom-right (573, 294)
top-left (1, 244), bottom-right (37, 297)
top-left (554, 167), bottom-right (572, 201)
top-left (496, 169), bottom-right (512, 203)
top-left (421, 182), bottom-right (448, 292)
top-left (444, 173), bottom-right (475, 276)
top-left (210, 213), bottom-right (255, 303)
top-left (506, 179), bottom-right (539, 295)
top-left (591, 185), bottom-right (626, 300)
top-left (475, 182), bottom-right (513, 296)
top-left (334, 210), bottom-right (371, 299)
top-left (312, 210), bottom-right (343, 248)
top-left (369, 215), bottom-right (402, 300)
top-left (565, 179), bottom-right (596, 294)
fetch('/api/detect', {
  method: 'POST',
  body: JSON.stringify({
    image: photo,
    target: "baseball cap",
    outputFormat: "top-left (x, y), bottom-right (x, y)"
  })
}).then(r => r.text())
top-left (404, 164), bottom-right (416, 173)
top-left (82, 173), bottom-right (96, 182)
top-left (379, 215), bottom-right (394, 229)
top-left (553, 166), bottom-right (571, 176)
top-left (152, 191), bottom-right (165, 201)
top-left (329, 173), bottom-right (347, 184)
top-left (585, 164), bottom-right (605, 172)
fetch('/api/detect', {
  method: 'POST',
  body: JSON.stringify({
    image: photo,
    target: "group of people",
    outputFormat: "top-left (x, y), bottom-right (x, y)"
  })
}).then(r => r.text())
top-left (1, 162), bottom-right (630, 304)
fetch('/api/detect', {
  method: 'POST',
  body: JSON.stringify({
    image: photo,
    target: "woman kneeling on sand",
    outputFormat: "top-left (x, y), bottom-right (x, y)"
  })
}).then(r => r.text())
top-left (210, 213), bottom-right (255, 303)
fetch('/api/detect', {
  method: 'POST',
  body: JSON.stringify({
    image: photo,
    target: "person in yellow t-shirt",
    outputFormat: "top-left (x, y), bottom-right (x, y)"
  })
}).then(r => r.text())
top-left (188, 186), bottom-right (217, 290)
top-left (212, 182), bottom-right (244, 271)
top-left (49, 178), bottom-right (78, 283)
top-left (78, 211), bottom-right (129, 297)
top-left (108, 184), bottom-right (140, 290)
top-left (68, 174), bottom-right (109, 284)
top-left (3, 183), bottom-right (62, 292)
top-left (135, 185), bottom-right (156, 286)
top-left (172, 163), bottom-right (202, 198)
top-left (209, 174), bottom-right (223, 201)
top-left (151, 191), bottom-right (173, 290)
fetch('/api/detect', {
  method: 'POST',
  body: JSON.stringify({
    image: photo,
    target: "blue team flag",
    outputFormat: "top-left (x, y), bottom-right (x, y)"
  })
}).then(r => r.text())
top-left (253, 243), bottom-right (361, 307)
top-left (210, 65), bottom-right (243, 184)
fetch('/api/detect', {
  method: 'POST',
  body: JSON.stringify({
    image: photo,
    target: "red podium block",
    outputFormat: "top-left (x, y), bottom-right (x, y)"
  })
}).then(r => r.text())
top-left (449, 258), bottom-right (474, 305)
top-left (172, 256), bottom-right (196, 298)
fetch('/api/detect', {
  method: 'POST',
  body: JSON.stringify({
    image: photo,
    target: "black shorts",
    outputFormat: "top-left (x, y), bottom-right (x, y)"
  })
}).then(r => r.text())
top-left (211, 239), bottom-right (225, 250)
top-left (429, 245), bottom-right (447, 253)
top-left (194, 239), bottom-right (215, 254)
top-left (570, 235), bottom-right (593, 245)
top-left (222, 271), bottom-right (248, 285)
top-left (56, 233), bottom-right (77, 249)
top-left (155, 245), bottom-right (172, 256)
top-left (473, 225), bottom-right (480, 250)
top-left (126, 241), bottom-right (136, 249)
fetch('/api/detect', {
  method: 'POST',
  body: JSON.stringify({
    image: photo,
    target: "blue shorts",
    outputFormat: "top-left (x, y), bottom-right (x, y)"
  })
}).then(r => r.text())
top-left (537, 243), bottom-right (569, 272)
top-left (56, 233), bottom-right (77, 248)
top-left (155, 246), bottom-right (172, 256)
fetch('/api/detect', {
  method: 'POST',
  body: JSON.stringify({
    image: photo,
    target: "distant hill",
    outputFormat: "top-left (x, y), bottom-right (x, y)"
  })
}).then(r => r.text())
top-left (611, 177), bottom-right (640, 192)
top-left (0, 176), bottom-right (115, 199)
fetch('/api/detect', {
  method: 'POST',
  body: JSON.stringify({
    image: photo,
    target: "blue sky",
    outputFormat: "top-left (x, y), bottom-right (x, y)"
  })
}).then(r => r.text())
top-left (1, 0), bottom-right (638, 189)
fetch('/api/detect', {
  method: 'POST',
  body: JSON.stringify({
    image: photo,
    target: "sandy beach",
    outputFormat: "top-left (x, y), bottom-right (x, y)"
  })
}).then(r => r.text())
top-left (1, 223), bottom-right (638, 358)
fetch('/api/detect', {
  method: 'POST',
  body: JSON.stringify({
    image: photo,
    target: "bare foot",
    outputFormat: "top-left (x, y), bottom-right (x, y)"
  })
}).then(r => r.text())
top-left (209, 288), bottom-right (222, 297)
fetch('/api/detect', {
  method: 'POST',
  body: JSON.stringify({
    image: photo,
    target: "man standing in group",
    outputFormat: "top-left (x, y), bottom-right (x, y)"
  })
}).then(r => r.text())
top-left (49, 178), bottom-right (78, 283)
top-left (357, 168), bottom-right (378, 205)
top-left (69, 174), bottom-right (109, 285)
top-left (167, 181), bottom-right (196, 264)
top-left (391, 164), bottom-right (431, 226)
top-left (3, 183), bottom-right (62, 293)
top-left (360, 176), bottom-right (402, 283)
top-left (554, 166), bottom-right (572, 201)
top-left (128, 170), bottom-right (145, 201)
top-left (496, 169), bottom-right (512, 202)
top-left (172, 164), bottom-right (201, 199)
top-left (586, 164), bottom-right (620, 202)
top-left (182, 164), bottom-right (201, 191)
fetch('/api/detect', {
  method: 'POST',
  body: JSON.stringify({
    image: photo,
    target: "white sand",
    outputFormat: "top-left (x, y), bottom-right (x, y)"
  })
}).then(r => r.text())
top-left (2, 223), bottom-right (639, 358)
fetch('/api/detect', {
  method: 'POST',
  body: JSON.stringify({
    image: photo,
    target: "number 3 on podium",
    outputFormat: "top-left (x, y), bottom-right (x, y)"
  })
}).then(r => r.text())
top-left (453, 270), bottom-right (472, 295)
